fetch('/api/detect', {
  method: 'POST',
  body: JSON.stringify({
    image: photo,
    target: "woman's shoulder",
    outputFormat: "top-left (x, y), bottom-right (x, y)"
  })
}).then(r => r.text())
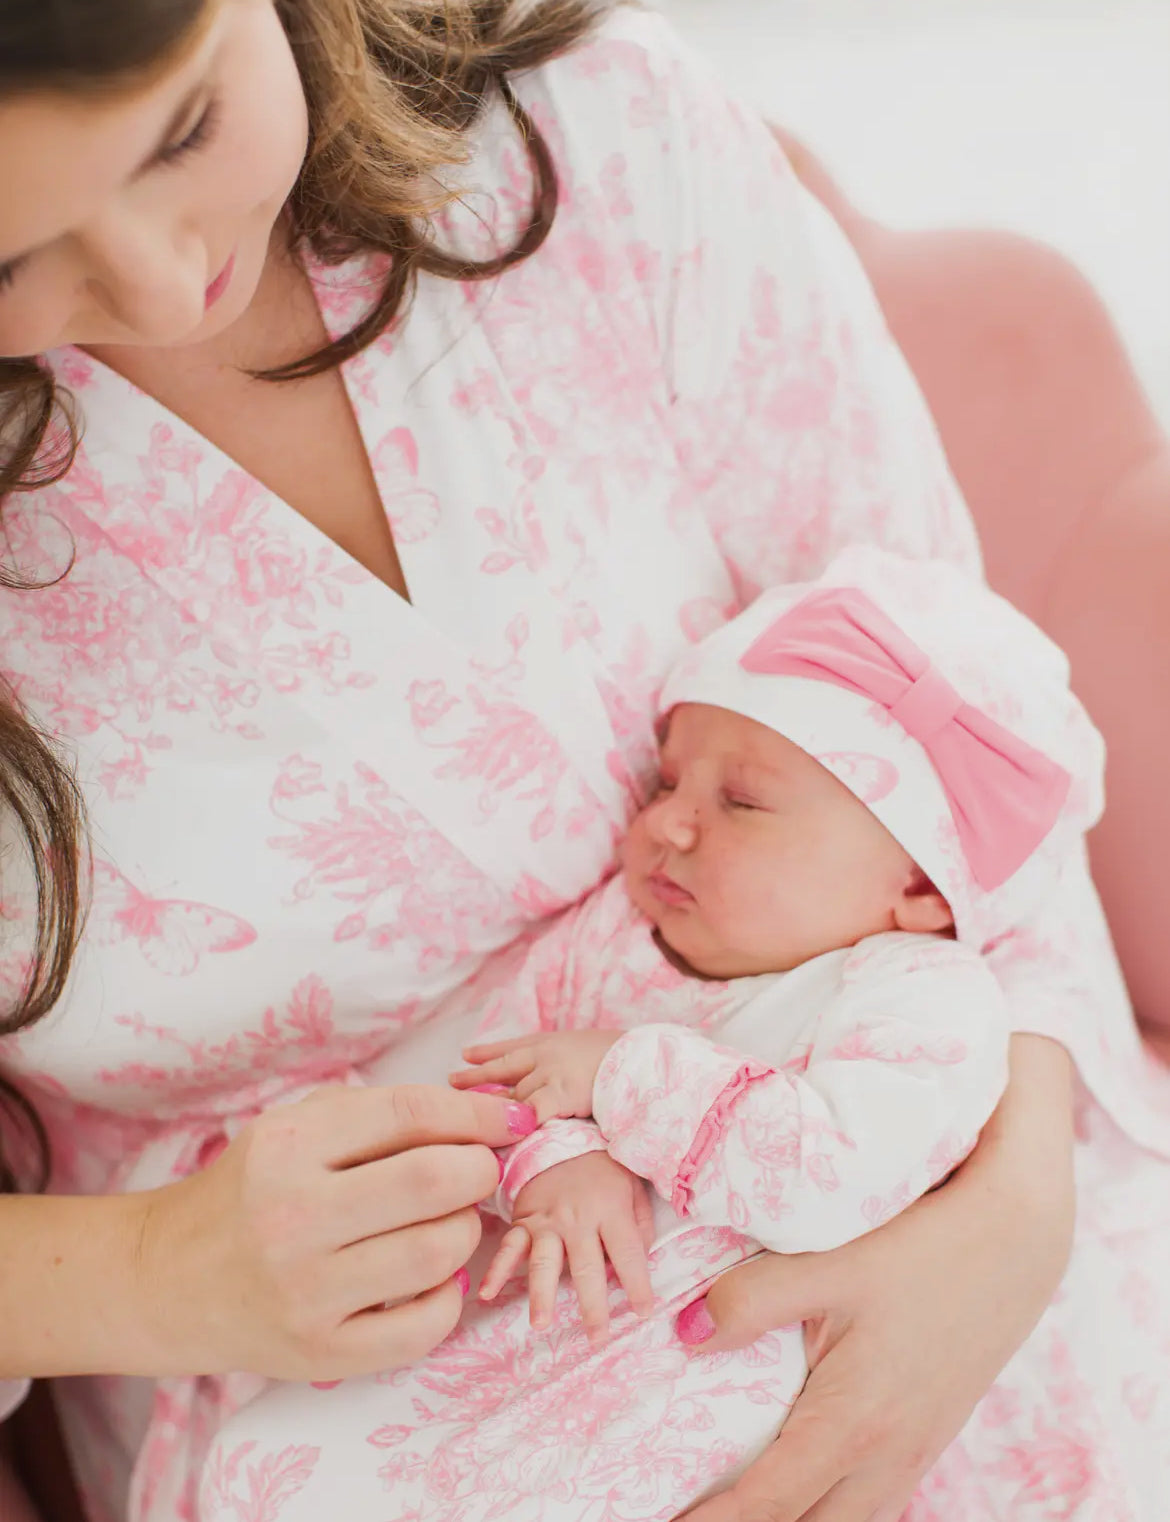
top-left (514, 4), bottom-right (735, 164)
top-left (449, 5), bottom-right (755, 253)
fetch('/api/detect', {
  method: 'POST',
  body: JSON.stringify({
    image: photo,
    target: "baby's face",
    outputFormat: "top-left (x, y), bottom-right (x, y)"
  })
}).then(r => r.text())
top-left (624, 704), bottom-right (946, 979)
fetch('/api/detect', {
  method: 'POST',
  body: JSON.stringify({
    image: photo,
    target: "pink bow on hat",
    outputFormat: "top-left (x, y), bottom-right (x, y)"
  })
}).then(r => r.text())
top-left (740, 587), bottom-right (1071, 891)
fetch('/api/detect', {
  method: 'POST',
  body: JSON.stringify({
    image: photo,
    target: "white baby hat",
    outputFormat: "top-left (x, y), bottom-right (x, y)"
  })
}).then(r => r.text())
top-left (658, 546), bottom-right (1105, 950)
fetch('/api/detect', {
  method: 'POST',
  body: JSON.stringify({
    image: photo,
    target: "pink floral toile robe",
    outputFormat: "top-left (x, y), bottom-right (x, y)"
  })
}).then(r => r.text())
top-left (2, 11), bottom-right (1170, 1522)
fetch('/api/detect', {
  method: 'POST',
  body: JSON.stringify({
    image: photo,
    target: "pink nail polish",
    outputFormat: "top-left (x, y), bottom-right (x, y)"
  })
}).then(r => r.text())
top-left (676, 1297), bottom-right (715, 1346)
top-left (455, 1267), bottom-right (471, 1297)
top-left (496, 1152), bottom-right (507, 1182)
top-left (310, 1380), bottom-right (343, 1390)
top-left (506, 1102), bottom-right (538, 1137)
top-left (471, 1083), bottom-right (510, 1095)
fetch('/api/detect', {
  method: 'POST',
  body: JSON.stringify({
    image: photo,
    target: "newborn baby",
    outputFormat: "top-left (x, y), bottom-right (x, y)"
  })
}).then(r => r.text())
top-left (452, 545), bottom-right (1102, 1345)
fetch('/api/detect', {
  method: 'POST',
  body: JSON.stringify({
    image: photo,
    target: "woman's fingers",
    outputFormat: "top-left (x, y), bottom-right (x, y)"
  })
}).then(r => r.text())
top-left (328, 1276), bottom-right (467, 1375)
top-left (299, 1084), bottom-right (537, 1169)
top-left (326, 1143), bottom-right (500, 1241)
top-left (693, 1250), bottom-right (824, 1353)
top-left (479, 1226), bottom-right (531, 1302)
top-left (330, 1208), bottom-right (483, 1318)
top-left (527, 1230), bottom-right (565, 1331)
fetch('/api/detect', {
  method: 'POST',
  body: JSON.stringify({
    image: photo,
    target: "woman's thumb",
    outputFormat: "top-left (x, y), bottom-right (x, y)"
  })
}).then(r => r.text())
top-left (676, 1253), bottom-right (820, 1353)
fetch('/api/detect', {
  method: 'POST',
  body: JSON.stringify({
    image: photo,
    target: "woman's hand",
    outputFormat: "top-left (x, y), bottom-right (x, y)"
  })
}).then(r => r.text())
top-left (678, 1036), bottom-right (1076, 1522)
top-left (134, 1084), bottom-right (536, 1383)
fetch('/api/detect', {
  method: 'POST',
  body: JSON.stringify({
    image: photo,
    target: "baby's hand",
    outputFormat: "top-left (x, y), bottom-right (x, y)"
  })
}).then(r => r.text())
top-left (478, 1152), bottom-right (656, 1346)
top-left (451, 1030), bottom-right (621, 1124)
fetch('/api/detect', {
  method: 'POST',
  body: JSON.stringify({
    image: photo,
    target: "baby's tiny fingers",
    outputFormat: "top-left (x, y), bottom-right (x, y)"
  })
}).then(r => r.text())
top-left (450, 1053), bottom-right (534, 1088)
top-left (566, 1232), bottom-right (612, 1347)
top-left (510, 1077), bottom-right (566, 1125)
top-left (632, 1179), bottom-right (656, 1251)
top-left (463, 1037), bottom-right (543, 1061)
top-left (479, 1225), bottom-right (531, 1301)
top-left (602, 1218), bottom-right (655, 1317)
top-left (528, 1230), bottom-right (566, 1331)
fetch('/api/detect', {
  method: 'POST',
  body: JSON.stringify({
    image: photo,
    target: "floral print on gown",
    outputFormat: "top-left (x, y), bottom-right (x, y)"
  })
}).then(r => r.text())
top-left (1, 11), bottom-right (1169, 1521)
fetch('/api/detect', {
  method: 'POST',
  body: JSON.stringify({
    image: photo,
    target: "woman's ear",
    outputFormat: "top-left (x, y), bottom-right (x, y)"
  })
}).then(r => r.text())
top-left (892, 868), bottom-right (955, 936)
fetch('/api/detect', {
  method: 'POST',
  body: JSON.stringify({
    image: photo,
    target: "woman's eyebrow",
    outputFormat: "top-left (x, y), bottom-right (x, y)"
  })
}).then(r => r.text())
top-left (0, 83), bottom-right (205, 269)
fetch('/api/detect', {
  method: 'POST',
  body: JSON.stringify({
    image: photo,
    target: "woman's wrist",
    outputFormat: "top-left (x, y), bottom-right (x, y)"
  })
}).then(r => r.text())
top-left (952, 1033), bottom-right (1076, 1253)
top-left (0, 1187), bottom-right (186, 1381)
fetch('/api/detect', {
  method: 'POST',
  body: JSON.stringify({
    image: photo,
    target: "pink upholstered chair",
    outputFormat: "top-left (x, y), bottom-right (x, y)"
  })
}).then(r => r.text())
top-left (9, 130), bottom-right (1170, 1522)
top-left (773, 128), bottom-right (1170, 1058)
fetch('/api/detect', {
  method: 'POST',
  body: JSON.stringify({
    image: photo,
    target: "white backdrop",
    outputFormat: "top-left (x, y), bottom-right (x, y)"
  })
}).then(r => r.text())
top-left (667, 0), bottom-right (1170, 429)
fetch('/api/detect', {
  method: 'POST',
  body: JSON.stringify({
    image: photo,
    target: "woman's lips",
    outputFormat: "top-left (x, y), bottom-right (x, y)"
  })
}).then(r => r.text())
top-left (646, 872), bottom-right (695, 907)
top-left (204, 253), bottom-right (235, 310)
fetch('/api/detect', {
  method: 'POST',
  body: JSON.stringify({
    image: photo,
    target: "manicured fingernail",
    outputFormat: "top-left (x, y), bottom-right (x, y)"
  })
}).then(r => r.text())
top-left (471, 1083), bottom-right (510, 1095)
top-left (310, 1380), bottom-right (343, 1390)
top-left (506, 1102), bottom-right (538, 1136)
top-left (455, 1267), bottom-right (471, 1297)
top-left (676, 1297), bottom-right (715, 1346)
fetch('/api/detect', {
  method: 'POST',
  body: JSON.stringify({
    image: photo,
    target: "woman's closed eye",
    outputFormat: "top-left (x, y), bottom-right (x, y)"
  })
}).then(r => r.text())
top-left (155, 96), bottom-right (222, 168)
top-left (0, 97), bottom-right (223, 296)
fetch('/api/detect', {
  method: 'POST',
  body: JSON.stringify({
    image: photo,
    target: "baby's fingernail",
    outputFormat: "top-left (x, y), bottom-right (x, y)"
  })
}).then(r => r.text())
top-left (506, 1102), bottom-right (538, 1136)
top-left (310, 1380), bottom-right (343, 1390)
top-left (676, 1297), bottom-right (715, 1346)
top-left (454, 1268), bottom-right (471, 1297)
top-left (471, 1083), bottom-right (510, 1095)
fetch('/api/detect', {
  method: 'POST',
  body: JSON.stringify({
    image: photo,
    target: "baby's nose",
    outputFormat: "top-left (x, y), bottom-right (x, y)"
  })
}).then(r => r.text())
top-left (651, 792), bottom-right (699, 849)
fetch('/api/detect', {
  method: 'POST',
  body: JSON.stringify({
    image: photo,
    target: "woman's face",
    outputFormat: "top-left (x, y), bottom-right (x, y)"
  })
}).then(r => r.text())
top-left (0, 0), bottom-right (308, 357)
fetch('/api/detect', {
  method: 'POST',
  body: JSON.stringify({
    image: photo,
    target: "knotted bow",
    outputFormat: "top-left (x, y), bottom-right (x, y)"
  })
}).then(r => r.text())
top-left (740, 587), bottom-right (1071, 891)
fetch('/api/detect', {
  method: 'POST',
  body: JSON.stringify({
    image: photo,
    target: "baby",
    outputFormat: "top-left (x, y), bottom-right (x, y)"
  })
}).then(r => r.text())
top-left (450, 545), bottom-right (1103, 1345)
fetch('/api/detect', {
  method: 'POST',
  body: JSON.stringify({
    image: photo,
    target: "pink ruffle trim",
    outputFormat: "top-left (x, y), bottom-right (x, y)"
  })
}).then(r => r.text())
top-left (670, 1059), bottom-right (772, 1215)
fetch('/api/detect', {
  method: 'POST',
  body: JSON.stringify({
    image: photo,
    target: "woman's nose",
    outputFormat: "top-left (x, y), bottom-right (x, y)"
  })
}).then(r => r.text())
top-left (80, 206), bottom-right (206, 345)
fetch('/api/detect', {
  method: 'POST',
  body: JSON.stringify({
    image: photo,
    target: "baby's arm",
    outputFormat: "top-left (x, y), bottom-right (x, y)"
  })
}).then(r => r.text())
top-left (593, 936), bottom-right (1011, 1253)
top-left (450, 880), bottom-right (639, 1220)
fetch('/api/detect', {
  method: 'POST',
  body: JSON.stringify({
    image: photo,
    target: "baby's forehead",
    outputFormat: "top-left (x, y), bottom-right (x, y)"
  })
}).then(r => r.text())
top-left (662, 703), bottom-right (809, 772)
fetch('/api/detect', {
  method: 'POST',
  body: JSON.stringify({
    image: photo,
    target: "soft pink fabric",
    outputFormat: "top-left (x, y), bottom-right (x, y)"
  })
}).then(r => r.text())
top-left (740, 586), bottom-right (1072, 890)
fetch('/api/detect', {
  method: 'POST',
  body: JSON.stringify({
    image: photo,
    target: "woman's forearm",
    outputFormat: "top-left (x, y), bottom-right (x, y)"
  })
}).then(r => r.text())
top-left (962, 1033), bottom-right (1076, 1242)
top-left (0, 1190), bottom-right (160, 1380)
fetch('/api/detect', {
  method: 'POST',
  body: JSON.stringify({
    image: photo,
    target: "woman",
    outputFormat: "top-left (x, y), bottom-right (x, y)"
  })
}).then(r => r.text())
top-left (1, 1), bottom-right (1168, 1519)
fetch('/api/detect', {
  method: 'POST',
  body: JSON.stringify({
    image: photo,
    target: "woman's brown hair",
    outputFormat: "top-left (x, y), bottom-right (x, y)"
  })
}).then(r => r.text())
top-left (0, 0), bottom-right (614, 1183)
top-left (0, 686), bottom-right (87, 1192)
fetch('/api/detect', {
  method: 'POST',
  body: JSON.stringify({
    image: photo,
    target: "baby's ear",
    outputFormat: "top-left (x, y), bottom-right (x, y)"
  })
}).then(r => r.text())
top-left (892, 867), bottom-right (955, 936)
